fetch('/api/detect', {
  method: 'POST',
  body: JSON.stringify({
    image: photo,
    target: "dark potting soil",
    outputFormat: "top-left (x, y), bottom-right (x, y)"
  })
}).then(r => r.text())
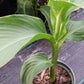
top-left (33, 66), bottom-right (71, 84)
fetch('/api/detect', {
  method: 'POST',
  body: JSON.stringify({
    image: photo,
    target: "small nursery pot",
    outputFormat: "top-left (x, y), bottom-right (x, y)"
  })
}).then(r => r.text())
top-left (57, 61), bottom-right (75, 84)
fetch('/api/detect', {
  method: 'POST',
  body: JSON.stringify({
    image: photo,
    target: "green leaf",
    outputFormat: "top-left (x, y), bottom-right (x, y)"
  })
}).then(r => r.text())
top-left (65, 20), bottom-right (84, 41)
top-left (39, 6), bottom-right (53, 34)
top-left (54, 0), bottom-right (84, 8)
top-left (17, 0), bottom-right (38, 16)
top-left (17, 0), bottom-right (34, 15)
top-left (69, 0), bottom-right (84, 8)
top-left (48, 0), bottom-right (77, 40)
top-left (0, 14), bottom-right (55, 67)
top-left (21, 53), bottom-right (53, 84)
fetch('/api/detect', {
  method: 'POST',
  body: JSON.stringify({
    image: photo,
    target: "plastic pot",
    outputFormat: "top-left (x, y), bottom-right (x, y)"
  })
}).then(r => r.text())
top-left (57, 61), bottom-right (75, 84)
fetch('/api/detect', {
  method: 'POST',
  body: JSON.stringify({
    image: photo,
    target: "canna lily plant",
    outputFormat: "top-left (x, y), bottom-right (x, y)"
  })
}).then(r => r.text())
top-left (0, 0), bottom-right (84, 84)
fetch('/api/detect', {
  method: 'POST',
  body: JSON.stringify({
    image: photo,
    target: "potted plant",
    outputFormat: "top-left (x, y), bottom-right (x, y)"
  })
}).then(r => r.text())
top-left (0, 0), bottom-right (84, 84)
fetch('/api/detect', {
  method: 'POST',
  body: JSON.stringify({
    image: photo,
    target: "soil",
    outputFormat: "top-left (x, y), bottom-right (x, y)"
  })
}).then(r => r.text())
top-left (33, 66), bottom-right (71, 84)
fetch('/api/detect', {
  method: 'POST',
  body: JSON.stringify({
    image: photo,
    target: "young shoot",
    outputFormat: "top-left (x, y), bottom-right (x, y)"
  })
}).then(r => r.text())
top-left (0, 0), bottom-right (84, 84)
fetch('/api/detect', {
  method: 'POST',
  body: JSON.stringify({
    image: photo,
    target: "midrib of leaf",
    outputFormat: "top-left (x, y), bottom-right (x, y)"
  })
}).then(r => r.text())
top-left (54, 8), bottom-right (64, 40)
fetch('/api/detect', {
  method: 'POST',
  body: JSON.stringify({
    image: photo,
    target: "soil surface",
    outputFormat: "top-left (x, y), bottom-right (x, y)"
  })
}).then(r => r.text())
top-left (33, 66), bottom-right (71, 84)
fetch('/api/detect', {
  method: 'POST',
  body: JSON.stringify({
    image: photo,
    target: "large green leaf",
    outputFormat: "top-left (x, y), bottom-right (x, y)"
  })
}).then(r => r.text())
top-left (21, 53), bottom-right (53, 84)
top-left (0, 14), bottom-right (55, 67)
top-left (39, 6), bottom-right (53, 34)
top-left (68, 0), bottom-right (84, 8)
top-left (48, 0), bottom-right (77, 40)
top-left (65, 20), bottom-right (84, 41)
top-left (17, 0), bottom-right (39, 15)
top-left (55, 0), bottom-right (84, 8)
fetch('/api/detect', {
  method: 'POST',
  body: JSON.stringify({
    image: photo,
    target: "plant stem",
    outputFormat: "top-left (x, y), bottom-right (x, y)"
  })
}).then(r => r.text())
top-left (50, 44), bottom-right (60, 82)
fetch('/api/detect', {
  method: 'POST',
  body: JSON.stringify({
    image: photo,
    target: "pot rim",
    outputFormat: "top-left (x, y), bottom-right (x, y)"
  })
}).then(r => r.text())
top-left (57, 60), bottom-right (75, 84)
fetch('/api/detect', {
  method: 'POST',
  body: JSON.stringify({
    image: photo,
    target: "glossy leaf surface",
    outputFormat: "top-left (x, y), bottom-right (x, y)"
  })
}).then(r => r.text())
top-left (21, 53), bottom-right (53, 84)
top-left (0, 14), bottom-right (55, 67)
top-left (65, 20), bottom-right (84, 41)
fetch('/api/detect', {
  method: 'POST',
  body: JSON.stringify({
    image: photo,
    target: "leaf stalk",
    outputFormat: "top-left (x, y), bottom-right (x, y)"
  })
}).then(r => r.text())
top-left (50, 43), bottom-right (60, 82)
